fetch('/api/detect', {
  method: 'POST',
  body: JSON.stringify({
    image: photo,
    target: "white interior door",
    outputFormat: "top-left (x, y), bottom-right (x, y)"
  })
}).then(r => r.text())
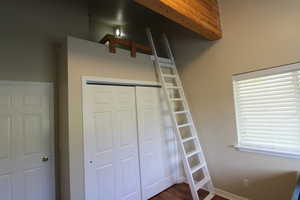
top-left (0, 82), bottom-right (55, 200)
top-left (136, 87), bottom-right (179, 199)
top-left (83, 85), bottom-right (141, 200)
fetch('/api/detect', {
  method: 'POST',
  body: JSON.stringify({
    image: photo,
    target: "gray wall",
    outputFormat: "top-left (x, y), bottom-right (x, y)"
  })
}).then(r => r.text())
top-left (167, 0), bottom-right (300, 199)
top-left (89, 19), bottom-right (114, 43)
top-left (58, 44), bottom-right (70, 200)
top-left (0, 0), bottom-right (89, 82)
top-left (0, 1), bottom-right (89, 200)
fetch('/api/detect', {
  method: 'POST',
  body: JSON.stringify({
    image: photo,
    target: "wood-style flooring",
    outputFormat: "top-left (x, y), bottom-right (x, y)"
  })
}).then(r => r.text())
top-left (149, 183), bottom-right (228, 200)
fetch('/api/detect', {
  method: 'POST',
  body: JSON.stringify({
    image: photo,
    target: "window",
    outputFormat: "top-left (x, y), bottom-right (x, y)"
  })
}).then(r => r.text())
top-left (233, 63), bottom-right (300, 158)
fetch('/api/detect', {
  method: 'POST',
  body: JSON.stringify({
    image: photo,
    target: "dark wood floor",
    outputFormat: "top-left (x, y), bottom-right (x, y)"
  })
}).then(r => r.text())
top-left (149, 183), bottom-right (228, 200)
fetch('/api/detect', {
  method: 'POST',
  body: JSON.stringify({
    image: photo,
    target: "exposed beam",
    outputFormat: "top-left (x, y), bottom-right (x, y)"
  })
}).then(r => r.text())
top-left (134, 0), bottom-right (222, 40)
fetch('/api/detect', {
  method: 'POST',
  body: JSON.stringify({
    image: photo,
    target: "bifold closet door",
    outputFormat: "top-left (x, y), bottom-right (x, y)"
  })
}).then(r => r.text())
top-left (83, 85), bottom-right (141, 200)
top-left (136, 87), bottom-right (179, 199)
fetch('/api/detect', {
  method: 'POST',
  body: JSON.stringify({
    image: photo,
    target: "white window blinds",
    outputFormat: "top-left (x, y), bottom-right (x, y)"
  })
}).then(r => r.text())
top-left (233, 63), bottom-right (300, 155)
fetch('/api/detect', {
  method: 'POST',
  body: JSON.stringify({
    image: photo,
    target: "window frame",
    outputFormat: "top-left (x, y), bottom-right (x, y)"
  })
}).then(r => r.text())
top-left (232, 62), bottom-right (300, 159)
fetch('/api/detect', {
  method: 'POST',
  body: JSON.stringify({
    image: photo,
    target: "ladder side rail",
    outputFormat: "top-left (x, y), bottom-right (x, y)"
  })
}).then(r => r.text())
top-left (162, 33), bottom-right (200, 137)
top-left (171, 63), bottom-right (215, 193)
top-left (162, 33), bottom-right (200, 130)
top-left (162, 33), bottom-right (215, 193)
top-left (147, 29), bottom-right (215, 199)
top-left (162, 34), bottom-right (205, 153)
top-left (162, 33), bottom-right (210, 159)
top-left (173, 59), bottom-right (215, 194)
top-left (146, 29), bottom-right (200, 200)
top-left (159, 67), bottom-right (200, 200)
top-left (162, 33), bottom-right (175, 64)
top-left (146, 28), bottom-right (159, 58)
top-left (146, 28), bottom-right (181, 187)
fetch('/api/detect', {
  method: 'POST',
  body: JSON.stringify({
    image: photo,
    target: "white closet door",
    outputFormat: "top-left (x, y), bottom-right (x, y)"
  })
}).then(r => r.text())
top-left (136, 87), bottom-right (179, 199)
top-left (84, 85), bottom-right (141, 200)
top-left (0, 82), bottom-right (55, 200)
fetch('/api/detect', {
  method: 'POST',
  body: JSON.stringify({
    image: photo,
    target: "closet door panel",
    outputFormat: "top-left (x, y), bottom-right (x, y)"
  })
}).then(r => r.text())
top-left (115, 88), bottom-right (140, 200)
top-left (136, 87), bottom-right (179, 200)
top-left (84, 85), bottom-right (141, 200)
top-left (94, 111), bottom-right (115, 200)
top-left (0, 175), bottom-right (12, 200)
top-left (96, 165), bottom-right (114, 200)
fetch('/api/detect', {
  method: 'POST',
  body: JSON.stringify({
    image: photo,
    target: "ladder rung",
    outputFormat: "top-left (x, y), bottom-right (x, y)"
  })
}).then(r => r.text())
top-left (162, 74), bottom-right (176, 78)
top-left (191, 163), bottom-right (206, 174)
top-left (147, 30), bottom-right (215, 198)
top-left (159, 62), bottom-right (174, 68)
top-left (170, 98), bottom-right (183, 101)
top-left (166, 86), bottom-right (181, 90)
top-left (156, 57), bottom-right (172, 64)
top-left (174, 110), bottom-right (188, 114)
top-left (195, 177), bottom-right (210, 191)
top-left (203, 193), bottom-right (215, 200)
top-left (177, 123), bottom-right (191, 128)
top-left (186, 150), bottom-right (200, 158)
top-left (182, 136), bottom-right (195, 143)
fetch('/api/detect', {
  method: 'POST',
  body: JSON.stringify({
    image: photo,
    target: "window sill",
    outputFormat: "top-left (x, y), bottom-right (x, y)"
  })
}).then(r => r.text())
top-left (234, 145), bottom-right (300, 160)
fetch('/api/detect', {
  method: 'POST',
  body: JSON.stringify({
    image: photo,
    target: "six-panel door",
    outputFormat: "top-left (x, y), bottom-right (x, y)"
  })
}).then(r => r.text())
top-left (136, 87), bottom-right (179, 199)
top-left (0, 82), bottom-right (54, 200)
top-left (84, 85), bottom-right (142, 200)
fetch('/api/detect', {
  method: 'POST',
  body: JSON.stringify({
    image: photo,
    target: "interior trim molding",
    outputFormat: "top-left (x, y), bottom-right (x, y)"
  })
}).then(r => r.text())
top-left (179, 178), bottom-right (249, 200)
top-left (0, 80), bottom-right (53, 85)
top-left (215, 188), bottom-right (249, 200)
top-left (234, 145), bottom-right (300, 160)
top-left (82, 76), bottom-right (161, 87)
top-left (176, 176), bottom-right (187, 184)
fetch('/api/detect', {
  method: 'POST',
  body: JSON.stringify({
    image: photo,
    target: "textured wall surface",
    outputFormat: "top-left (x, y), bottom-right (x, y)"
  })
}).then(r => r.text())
top-left (0, 1), bottom-right (89, 199)
top-left (0, 0), bottom-right (89, 82)
top-left (168, 0), bottom-right (300, 199)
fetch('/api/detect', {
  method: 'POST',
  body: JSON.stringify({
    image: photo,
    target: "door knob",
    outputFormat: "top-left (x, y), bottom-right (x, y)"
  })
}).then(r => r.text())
top-left (42, 156), bottom-right (49, 162)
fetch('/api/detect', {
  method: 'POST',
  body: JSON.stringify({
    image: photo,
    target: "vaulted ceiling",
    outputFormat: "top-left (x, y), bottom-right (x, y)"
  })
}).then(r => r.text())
top-left (89, 0), bottom-right (222, 41)
top-left (134, 0), bottom-right (222, 40)
top-left (89, 0), bottom-right (166, 27)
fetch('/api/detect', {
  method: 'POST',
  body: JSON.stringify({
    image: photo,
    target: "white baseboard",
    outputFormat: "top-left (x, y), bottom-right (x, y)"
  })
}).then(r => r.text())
top-left (176, 176), bottom-right (187, 184)
top-left (215, 188), bottom-right (249, 200)
top-left (176, 177), bottom-right (248, 200)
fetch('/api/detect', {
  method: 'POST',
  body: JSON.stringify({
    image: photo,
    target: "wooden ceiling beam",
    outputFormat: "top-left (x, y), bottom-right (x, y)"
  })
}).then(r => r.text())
top-left (134, 0), bottom-right (222, 40)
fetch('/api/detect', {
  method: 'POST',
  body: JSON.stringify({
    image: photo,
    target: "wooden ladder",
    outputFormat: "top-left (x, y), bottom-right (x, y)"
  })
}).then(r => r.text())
top-left (146, 29), bottom-right (215, 200)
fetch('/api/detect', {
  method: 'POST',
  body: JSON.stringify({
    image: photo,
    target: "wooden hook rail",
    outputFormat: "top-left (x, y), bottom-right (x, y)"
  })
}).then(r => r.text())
top-left (99, 34), bottom-right (152, 57)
